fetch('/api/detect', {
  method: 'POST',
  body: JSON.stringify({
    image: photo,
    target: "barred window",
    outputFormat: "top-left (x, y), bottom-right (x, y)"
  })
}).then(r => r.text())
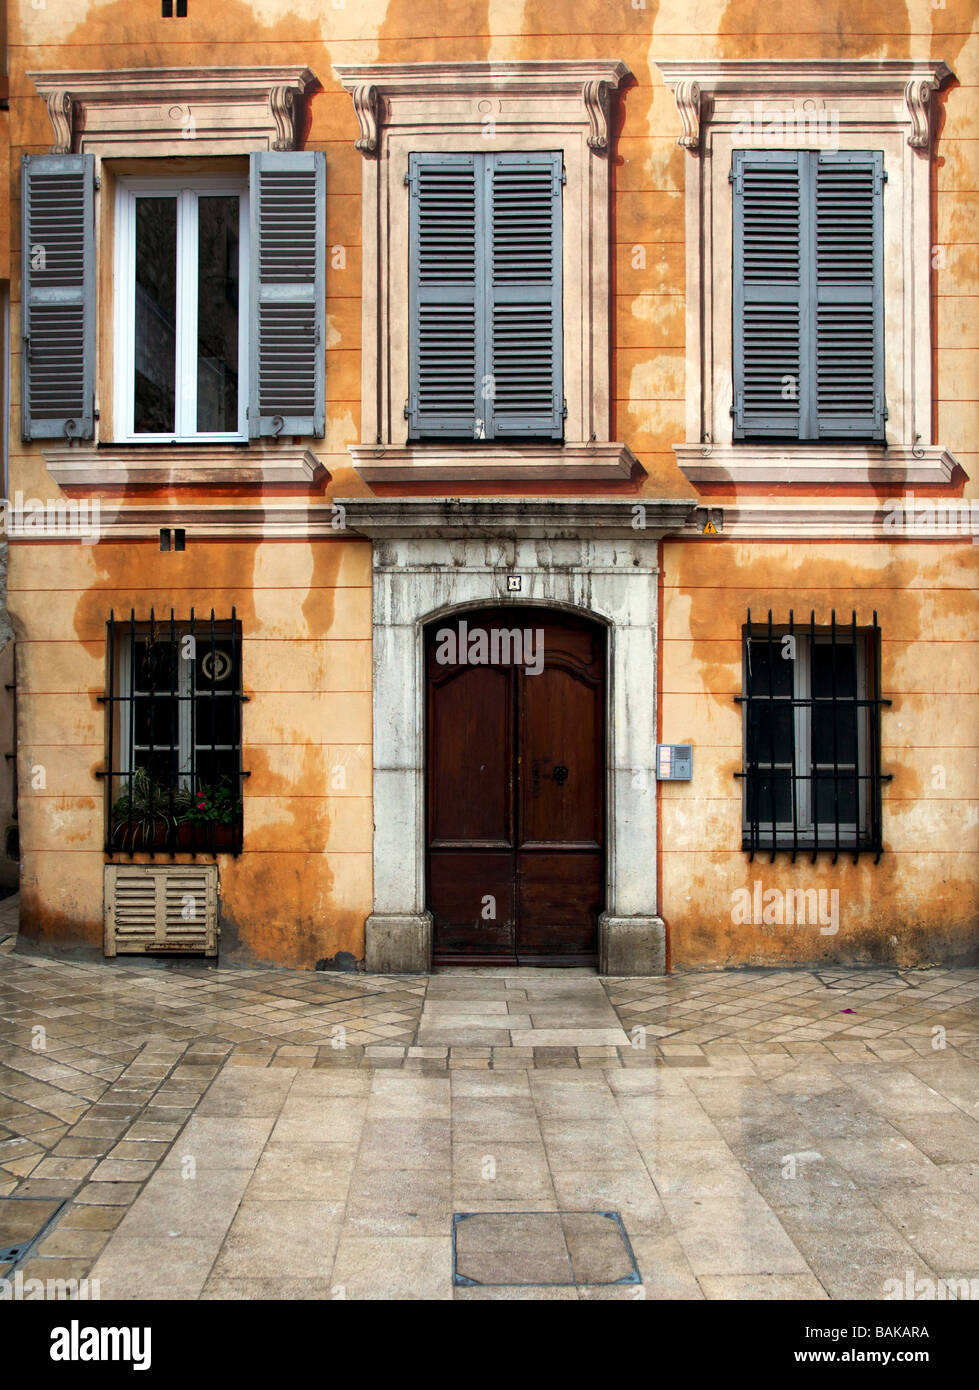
top-left (736, 611), bottom-right (890, 861)
top-left (101, 610), bottom-right (246, 856)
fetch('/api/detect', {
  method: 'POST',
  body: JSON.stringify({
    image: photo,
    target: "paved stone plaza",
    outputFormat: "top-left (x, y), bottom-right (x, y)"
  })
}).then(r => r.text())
top-left (1, 899), bottom-right (977, 1300)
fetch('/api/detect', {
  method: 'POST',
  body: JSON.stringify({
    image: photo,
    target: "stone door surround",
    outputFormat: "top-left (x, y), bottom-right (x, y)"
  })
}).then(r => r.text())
top-left (338, 498), bottom-right (702, 975)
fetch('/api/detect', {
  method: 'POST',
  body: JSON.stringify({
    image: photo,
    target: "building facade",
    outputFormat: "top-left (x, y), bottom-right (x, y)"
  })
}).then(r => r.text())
top-left (5, 1), bottom-right (977, 973)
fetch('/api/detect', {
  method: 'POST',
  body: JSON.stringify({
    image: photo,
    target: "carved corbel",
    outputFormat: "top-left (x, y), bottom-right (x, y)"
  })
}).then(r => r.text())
top-left (905, 74), bottom-right (940, 150)
top-left (584, 79), bottom-right (611, 152)
top-left (270, 85), bottom-right (298, 150)
top-left (351, 84), bottom-right (379, 155)
top-left (46, 90), bottom-right (74, 154)
top-left (673, 80), bottom-right (701, 152)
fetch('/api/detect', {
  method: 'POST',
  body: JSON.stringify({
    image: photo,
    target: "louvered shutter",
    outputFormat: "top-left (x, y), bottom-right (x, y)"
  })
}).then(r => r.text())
top-left (21, 154), bottom-right (95, 441)
top-left (104, 864), bottom-right (218, 957)
top-left (249, 150), bottom-right (325, 438)
top-left (407, 153), bottom-right (483, 438)
top-left (488, 151), bottom-right (563, 439)
top-left (733, 148), bottom-right (885, 442)
top-left (732, 149), bottom-right (808, 439)
top-left (814, 151), bottom-right (885, 440)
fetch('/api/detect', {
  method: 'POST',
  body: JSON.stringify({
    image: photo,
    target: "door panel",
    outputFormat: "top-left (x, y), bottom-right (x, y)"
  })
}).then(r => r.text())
top-left (516, 852), bottom-right (603, 958)
top-left (426, 607), bottom-right (605, 964)
top-left (428, 663), bottom-right (512, 846)
top-left (428, 850), bottom-right (516, 956)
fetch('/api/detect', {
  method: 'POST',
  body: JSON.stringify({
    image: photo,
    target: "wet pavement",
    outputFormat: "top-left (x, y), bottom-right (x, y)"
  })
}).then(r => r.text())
top-left (1, 904), bottom-right (977, 1299)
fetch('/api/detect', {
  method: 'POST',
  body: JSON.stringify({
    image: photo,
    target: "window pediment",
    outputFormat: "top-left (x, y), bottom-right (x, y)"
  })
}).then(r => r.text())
top-left (28, 67), bottom-right (318, 157)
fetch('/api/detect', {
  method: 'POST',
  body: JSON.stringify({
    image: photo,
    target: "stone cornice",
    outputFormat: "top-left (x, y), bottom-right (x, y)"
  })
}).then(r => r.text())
top-left (334, 61), bottom-right (631, 157)
top-left (43, 444), bottom-right (325, 487)
top-left (28, 67), bottom-right (318, 155)
top-left (657, 58), bottom-right (953, 154)
top-left (718, 503), bottom-right (979, 540)
top-left (674, 444), bottom-right (962, 487)
top-left (333, 497), bottom-right (698, 540)
top-left (349, 442), bottom-right (639, 483)
top-left (35, 499), bottom-right (974, 543)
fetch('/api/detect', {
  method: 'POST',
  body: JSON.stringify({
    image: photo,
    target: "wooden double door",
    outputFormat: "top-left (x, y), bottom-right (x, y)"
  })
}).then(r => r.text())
top-left (426, 607), bottom-right (605, 965)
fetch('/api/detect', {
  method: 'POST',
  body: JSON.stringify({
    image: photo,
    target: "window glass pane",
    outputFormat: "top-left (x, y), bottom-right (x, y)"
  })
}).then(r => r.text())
top-left (746, 639), bottom-right (794, 766)
top-left (133, 638), bottom-right (178, 693)
top-left (194, 751), bottom-right (239, 786)
top-left (133, 696), bottom-right (178, 750)
top-left (196, 197), bottom-right (240, 432)
top-left (747, 769), bottom-right (793, 825)
top-left (814, 772), bottom-right (857, 825)
top-left (747, 638), bottom-right (794, 699)
top-left (134, 198), bottom-right (177, 433)
top-left (811, 641), bottom-right (858, 764)
top-left (131, 751), bottom-right (179, 786)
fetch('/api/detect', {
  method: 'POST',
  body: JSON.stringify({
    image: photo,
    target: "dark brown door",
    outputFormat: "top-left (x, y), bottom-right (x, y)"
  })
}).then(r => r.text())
top-left (426, 607), bottom-right (605, 965)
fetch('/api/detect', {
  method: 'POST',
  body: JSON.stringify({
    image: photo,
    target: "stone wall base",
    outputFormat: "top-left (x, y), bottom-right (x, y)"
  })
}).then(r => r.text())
top-left (599, 913), bottom-right (667, 976)
top-left (364, 911), bottom-right (433, 974)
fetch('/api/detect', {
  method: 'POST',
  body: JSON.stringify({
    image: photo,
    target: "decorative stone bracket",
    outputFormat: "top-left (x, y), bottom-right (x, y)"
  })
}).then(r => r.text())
top-left (334, 60), bottom-right (631, 158)
top-left (29, 67), bottom-right (318, 156)
top-left (658, 59), bottom-right (953, 156)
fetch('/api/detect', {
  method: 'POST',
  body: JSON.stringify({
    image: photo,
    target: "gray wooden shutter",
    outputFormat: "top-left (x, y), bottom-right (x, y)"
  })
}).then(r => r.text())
top-left (21, 153), bottom-right (95, 441)
top-left (733, 148), bottom-right (885, 442)
top-left (249, 150), bottom-right (325, 438)
top-left (487, 151), bottom-right (563, 440)
top-left (814, 150), bottom-right (885, 440)
top-left (732, 148), bottom-right (808, 440)
top-left (407, 152), bottom-right (482, 439)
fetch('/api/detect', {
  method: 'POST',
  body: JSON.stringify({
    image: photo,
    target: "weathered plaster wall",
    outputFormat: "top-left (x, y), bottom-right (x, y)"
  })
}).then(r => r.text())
top-left (661, 540), bottom-right (979, 968)
top-left (9, 538), bottom-right (372, 967)
top-left (5, 0), bottom-right (977, 965)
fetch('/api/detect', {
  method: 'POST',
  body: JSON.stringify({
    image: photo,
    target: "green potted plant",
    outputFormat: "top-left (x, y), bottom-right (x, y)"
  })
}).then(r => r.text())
top-left (180, 779), bottom-right (241, 850)
top-left (110, 768), bottom-right (192, 851)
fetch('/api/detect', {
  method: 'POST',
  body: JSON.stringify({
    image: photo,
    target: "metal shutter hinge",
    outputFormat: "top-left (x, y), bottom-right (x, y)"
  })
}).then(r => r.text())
top-left (562, 397), bottom-right (568, 419)
top-left (94, 175), bottom-right (101, 191)
top-left (404, 397), bottom-right (414, 419)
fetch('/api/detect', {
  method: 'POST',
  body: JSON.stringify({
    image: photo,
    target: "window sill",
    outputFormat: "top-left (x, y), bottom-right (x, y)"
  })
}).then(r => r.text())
top-left (44, 443), bottom-right (326, 487)
top-left (675, 443), bottom-right (959, 487)
top-left (348, 441), bottom-right (640, 483)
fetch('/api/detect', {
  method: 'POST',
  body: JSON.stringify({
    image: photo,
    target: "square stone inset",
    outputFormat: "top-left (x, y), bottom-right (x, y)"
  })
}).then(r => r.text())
top-left (453, 1210), bottom-right (640, 1287)
top-left (0, 1197), bottom-right (66, 1265)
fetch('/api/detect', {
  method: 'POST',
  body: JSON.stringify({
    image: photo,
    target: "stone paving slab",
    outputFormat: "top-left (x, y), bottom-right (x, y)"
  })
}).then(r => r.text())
top-left (1, 907), bottom-right (977, 1298)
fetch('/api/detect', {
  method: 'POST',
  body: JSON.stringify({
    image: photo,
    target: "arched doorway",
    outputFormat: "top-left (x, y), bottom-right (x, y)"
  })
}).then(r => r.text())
top-left (425, 606), bottom-right (606, 965)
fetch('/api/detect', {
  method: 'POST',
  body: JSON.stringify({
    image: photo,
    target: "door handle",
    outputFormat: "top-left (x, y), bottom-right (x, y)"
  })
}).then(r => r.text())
top-left (531, 760), bottom-right (568, 796)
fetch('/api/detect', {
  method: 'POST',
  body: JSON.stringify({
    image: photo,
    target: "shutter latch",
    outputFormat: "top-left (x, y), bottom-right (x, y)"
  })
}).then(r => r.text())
top-left (474, 417), bottom-right (486, 440)
top-left (562, 397), bottom-right (568, 420)
top-left (404, 397), bottom-right (414, 420)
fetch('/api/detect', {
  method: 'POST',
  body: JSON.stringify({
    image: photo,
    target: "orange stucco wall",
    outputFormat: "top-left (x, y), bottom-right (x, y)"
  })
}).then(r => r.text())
top-left (4, 0), bottom-right (977, 966)
top-left (660, 539), bottom-right (978, 968)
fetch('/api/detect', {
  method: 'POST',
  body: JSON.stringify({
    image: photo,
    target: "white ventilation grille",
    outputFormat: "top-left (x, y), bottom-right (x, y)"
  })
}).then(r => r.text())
top-left (104, 864), bottom-right (218, 957)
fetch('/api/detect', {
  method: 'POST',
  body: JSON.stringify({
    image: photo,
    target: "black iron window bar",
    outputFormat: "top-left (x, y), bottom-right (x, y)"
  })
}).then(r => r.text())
top-left (98, 609), bottom-right (248, 858)
top-left (735, 609), bottom-right (891, 864)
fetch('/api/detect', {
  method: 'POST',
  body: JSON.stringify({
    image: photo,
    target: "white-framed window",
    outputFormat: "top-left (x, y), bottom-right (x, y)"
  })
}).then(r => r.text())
top-left (113, 174), bottom-right (249, 442)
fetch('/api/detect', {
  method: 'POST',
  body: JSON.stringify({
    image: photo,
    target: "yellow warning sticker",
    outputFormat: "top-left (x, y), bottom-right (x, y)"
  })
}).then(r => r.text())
top-left (702, 518), bottom-right (718, 535)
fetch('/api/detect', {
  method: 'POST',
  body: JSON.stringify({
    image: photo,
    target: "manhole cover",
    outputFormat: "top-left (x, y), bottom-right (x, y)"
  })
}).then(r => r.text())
top-left (0, 1197), bottom-right (65, 1265)
top-left (452, 1210), bottom-right (640, 1287)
